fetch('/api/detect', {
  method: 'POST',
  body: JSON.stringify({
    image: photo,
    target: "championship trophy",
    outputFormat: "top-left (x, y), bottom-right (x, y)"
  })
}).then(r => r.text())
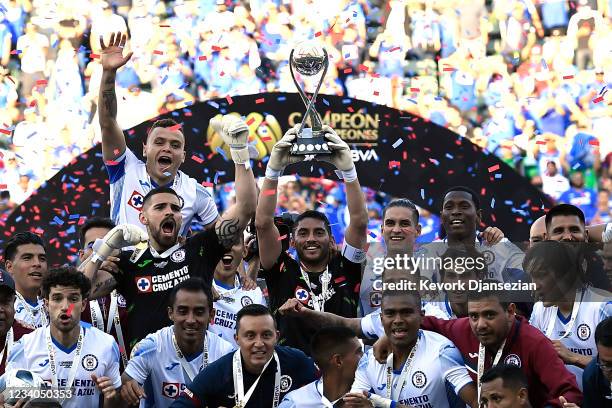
top-left (289, 42), bottom-right (331, 155)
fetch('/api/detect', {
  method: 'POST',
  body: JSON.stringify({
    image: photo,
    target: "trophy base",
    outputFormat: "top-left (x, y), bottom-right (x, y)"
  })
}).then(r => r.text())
top-left (290, 130), bottom-right (332, 156)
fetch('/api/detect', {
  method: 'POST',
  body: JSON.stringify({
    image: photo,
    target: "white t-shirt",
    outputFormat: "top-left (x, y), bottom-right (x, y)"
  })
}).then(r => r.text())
top-left (125, 325), bottom-right (233, 407)
top-left (210, 278), bottom-right (267, 348)
top-left (351, 330), bottom-right (473, 408)
top-left (279, 379), bottom-right (341, 407)
top-left (16, 33), bottom-right (49, 73)
top-left (106, 148), bottom-right (218, 236)
top-left (360, 303), bottom-right (448, 340)
top-left (13, 296), bottom-right (48, 328)
top-left (6, 323), bottom-right (121, 408)
top-left (529, 286), bottom-right (612, 389)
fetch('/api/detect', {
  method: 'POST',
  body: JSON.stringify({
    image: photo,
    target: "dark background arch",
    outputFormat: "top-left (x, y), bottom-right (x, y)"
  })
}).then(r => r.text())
top-left (1, 93), bottom-right (552, 265)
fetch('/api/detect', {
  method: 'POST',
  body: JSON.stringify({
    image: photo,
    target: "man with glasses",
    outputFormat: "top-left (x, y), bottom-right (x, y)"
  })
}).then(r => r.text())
top-left (583, 316), bottom-right (612, 407)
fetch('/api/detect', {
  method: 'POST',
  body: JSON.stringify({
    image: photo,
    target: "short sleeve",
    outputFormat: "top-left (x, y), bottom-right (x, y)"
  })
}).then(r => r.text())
top-left (5, 339), bottom-right (26, 371)
top-left (107, 341), bottom-right (122, 389)
top-left (277, 394), bottom-right (298, 408)
top-left (350, 351), bottom-right (374, 393)
top-left (361, 310), bottom-right (384, 340)
top-left (195, 184), bottom-right (219, 227)
top-left (124, 336), bottom-right (157, 384)
top-left (529, 303), bottom-right (545, 332)
top-left (439, 342), bottom-right (473, 394)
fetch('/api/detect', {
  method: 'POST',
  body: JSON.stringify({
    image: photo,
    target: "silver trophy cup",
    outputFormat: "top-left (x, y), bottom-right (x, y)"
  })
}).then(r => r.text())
top-left (289, 43), bottom-right (331, 155)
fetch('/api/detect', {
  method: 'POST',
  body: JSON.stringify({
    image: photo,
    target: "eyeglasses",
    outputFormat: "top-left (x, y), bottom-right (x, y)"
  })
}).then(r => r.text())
top-left (597, 358), bottom-right (612, 372)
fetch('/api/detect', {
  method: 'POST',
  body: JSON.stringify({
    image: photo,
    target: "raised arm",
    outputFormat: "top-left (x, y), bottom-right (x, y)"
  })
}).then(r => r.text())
top-left (210, 115), bottom-right (257, 248)
top-left (98, 32), bottom-right (133, 161)
top-left (255, 126), bottom-right (303, 269)
top-left (279, 298), bottom-right (363, 336)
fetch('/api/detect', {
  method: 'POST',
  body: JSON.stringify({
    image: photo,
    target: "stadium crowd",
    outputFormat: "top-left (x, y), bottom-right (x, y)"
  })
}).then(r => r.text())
top-left (0, 0), bottom-right (610, 408)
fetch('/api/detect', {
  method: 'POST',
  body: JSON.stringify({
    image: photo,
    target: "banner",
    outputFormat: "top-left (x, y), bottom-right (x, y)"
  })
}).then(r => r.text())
top-left (1, 93), bottom-right (552, 265)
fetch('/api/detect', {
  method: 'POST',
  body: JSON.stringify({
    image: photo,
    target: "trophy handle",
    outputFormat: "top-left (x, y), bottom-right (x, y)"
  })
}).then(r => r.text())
top-left (289, 48), bottom-right (328, 134)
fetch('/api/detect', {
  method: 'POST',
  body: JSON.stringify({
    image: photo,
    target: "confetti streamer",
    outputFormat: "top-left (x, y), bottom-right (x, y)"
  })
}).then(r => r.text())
top-left (263, 189), bottom-right (276, 196)
top-left (592, 96), bottom-right (604, 104)
top-left (191, 155), bottom-right (204, 163)
top-left (201, 181), bottom-right (214, 187)
top-left (392, 138), bottom-right (403, 148)
top-left (255, 98), bottom-right (265, 104)
top-left (488, 164), bottom-right (500, 172)
top-left (226, 95), bottom-right (233, 105)
top-left (67, 303), bottom-right (74, 317)
top-left (153, 50), bottom-right (163, 55)
top-left (277, 234), bottom-right (287, 241)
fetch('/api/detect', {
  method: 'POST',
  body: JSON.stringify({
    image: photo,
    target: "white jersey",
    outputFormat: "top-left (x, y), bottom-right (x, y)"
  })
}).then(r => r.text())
top-left (418, 238), bottom-right (525, 284)
top-left (360, 303), bottom-right (448, 340)
top-left (106, 148), bottom-right (218, 235)
top-left (279, 379), bottom-right (341, 407)
top-left (125, 325), bottom-right (233, 407)
top-left (427, 294), bottom-right (457, 320)
top-left (529, 286), bottom-right (612, 389)
top-left (13, 295), bottom-right (47, 328)
top-left (358, 242), bottom-right (386, 317)
top-left (351, 330), bottom-right (473, 408)
top-left (7, 323), bottom-right (120, 408)
top-left (210, 278), bottom-right (267, 348)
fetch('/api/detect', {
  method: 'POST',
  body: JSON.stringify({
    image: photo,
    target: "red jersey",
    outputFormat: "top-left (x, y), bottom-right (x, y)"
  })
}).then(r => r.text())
top-left (422, 315), bottom-right (582, 408)
top-left (0, 319), bottom-right (34, 375)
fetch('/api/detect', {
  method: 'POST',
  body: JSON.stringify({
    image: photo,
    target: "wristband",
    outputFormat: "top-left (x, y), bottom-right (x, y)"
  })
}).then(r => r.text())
top-left (602, 223), bottom-right (612, 243)
top-left (341, 167), bottom-right (358, 183)
top-left (91, 239), bottom-right (108, 262)
top-left (230, 147), bottom-right (250, 169)
top-left (265, 166), bottom-right (283, 180)
top-left (367, 392), bottom-right (393, 408)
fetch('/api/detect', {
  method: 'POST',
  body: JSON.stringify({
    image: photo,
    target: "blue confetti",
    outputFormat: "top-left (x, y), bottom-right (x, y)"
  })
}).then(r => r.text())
top-left (322, 98), bottom-right (330, 106)
top-left (215, 147), bottom-right (228, 160)
top-left (369, 231), bottom-right (377, 238)
top-left (445, 153), bottom-right (453, 160)
top-left (277, 96), bottom-right (286, 101)
top-left (69, 214), bottom-right (80, 220)
top-left (491, 198), bottom-right (495, 208)
top-left (421, 189), bottom-right (425, 199)
top-left (65, 225), bottom-right (76, 234)
top-left (53, 216), bottom-right (64, 226)
top-left (207, 101), bottom-right (220, 109)
top-left (160, 75), bottom-right (168, 85)
top-left (392, 139), bottom-right (403, 148)
top-left (494, 174), bottom-right (502, 179)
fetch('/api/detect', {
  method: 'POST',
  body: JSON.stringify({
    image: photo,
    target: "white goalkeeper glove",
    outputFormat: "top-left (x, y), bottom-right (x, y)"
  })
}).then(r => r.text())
top-left (211, 115), bottom-right (250, 166)
top-left (92, 224), bottom-right (148, 262)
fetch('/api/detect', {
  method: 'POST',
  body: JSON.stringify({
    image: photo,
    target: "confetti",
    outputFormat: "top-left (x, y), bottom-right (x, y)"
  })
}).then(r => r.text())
top-left (67, 303), bottom-right (74, 317)
top-left (191, 155), bottom-right (204, 163)
top-left (358, 64), bottom-right (369, 72)
top-left (201, 181), bottom-right (214, 187)
top-left (593, 96), bottom-right (604, 104)
top-left (212, 45), bottom-right (222, 52)
top-left (315, 31), bottom-right (322, 37)
top-left (277, 234), bottom-right (287, 240)
top-left (589, 139), bottom-right (600, 146)
top-left (562, 75), bottom-right (574, 80)
top-left (262, 189), bottom-right (276, 196)
top-left (255, 98), bottom-right (265, 104)
top-left (410, 87), bottom-right (420, 92)
top-left (35, 80), bottom-right (48, 86)
top-left (488, 164), bottom-right (500, 173)
top-left (153, 50), bottom-right (163, 55)
top-left (246, 117), bottom-right (255, 126)
top-left (198, 55), bottom-right (207, 61)
top-left (226, 95), bottom-right (233, 105)
top-left (388, 46), bottom-right (400, 52)
top-left (0, 129), bottom-right (10, 135)
top-left (89, 53), bottom-right (100, 59)
top-left (391, 138), bottom-right (403, 148)
top-left (343, 68), bottom-right (352, 74)
top-left (169, 124), bottom-right (182, 131)
top-left (388, 161), bottom-right (400, 169)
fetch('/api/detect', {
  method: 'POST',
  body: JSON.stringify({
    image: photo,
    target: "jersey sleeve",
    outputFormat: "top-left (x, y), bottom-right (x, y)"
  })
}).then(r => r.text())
top-left (361, 310), bottom-right (384, 340)
top-left (106, 341), bottom-right (122, 389)
top-left (277, 393), bottom-right (298, 408)
top-left (194, 184), bottom-right (219, 227)
top-left (528, 302), bottom-right (545, 332)
top-left (350, 350), bottom-right (374, 393)
top-left (124, 336), bottom-right (157, 384)
top-left (113, 252), bottom-right (135, 302)
top-left (438, 342), bottom-right (473, 394)
top-left (599, 300), bottom-right (612, 321)
top-left (497, 240), bottom-right (527, 283)
top-left (105, 147), bottom-right (138, 184)
top-left (5, 338), bottom-right (26, 371)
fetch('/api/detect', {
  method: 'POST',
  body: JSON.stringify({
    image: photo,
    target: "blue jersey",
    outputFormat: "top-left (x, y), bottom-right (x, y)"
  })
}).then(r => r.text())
top-left (170, 346), bottom-right (318, 407)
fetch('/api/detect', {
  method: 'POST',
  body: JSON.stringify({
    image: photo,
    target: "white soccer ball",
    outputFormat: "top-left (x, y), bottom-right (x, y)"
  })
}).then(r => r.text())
top-left (0, 369), bottom-right (45, 404)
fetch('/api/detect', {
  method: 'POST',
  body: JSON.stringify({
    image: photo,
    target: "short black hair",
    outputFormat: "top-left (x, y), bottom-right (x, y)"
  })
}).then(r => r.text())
top-left (236, 304), bottom-right (275, 333)
top-left (480, 364), bottom-right (528, 390)
top-left (595, 316), bottom-right (612, 347)
top-left (79, 217), bottom-right (115, 249)
top-left (3, 232), bottom-right (46, 263)
top-left (147, 118), bottom-right (182, 138)
top-left (41, 266), bottom-right (91, 299)
top-left (381, 289), bottom-right (421, 309)
top-left (293, 210), bottom-right (332, 236)
top-left (545, 204), bottom-right (586, 231)
top-left (382, 198), bottom-right (419, 226)
top-left (310, 326), bottom-right (358, 370)
top-left (442, 186), bottom-right (480, 210)
top-left (167, 278), bottom-right (212, 310)
top-left (466, 279), bottom-right (510, 310)
top-left (142, 186), bottom-right (183, 209)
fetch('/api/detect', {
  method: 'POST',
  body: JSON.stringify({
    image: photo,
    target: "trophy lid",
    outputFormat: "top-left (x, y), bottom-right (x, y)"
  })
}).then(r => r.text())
top-left (291, 42), bottom-right (327, 76)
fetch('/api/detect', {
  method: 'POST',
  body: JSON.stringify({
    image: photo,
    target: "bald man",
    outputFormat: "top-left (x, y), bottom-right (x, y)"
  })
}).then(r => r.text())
top-left (529, 216), bottom-right (546, 247)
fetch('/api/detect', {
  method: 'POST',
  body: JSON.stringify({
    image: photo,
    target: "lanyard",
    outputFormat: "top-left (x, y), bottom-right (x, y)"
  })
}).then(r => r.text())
top-left (15, 293), bottom-right (47, 327)
top-left (477, 339), bottom-right (506, 401)
top-left (299, 264), bottom-right (330, 312)
top-left (45, 326), bottom-right (84, 403)
top-left (232, 350), bottom-right (281, 408)
top-left (545, 288), bottom-right (584, 340)
top-left (171, 331), bottom-right (208, 382)
top-left (385, 331), bottom-right (421, 400)
top-left (0, 328), bottom-right (14, 366)
top-left (316, 379), bottom-right (342, 408)
top-left (90, 291), bottom-right (128, 367)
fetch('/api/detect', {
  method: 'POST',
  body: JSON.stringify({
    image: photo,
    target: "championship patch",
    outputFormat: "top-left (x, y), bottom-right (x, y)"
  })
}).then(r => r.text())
top-left (482, 250), bottom-right (495, 265)
top-left (81, 354), bottom-right (99, 371)
top-left (162, 382), bottom-right (181, 399)
top-left (280, 375), bottom-right (292, 392)
top-left (412, 371), bottom-right (427, 388)
top-left (369, 291), bottom-right (382, 307)
top-left (135, 276), bottom-right (152, 293)
top-left (241, 296), bottom-right (253, 306)
top-left (577, 324), bottom-right (591, 341)
top-left (294, 287), bottom-right (310, 304)
top-left (117, 294), bottom-right (127, 307)
top-left (504, 354), bottom-right (521, 367)
top-left (128, 190), bottom-right (145, 210)
top-left (171, 249), bottom-right (186, 263)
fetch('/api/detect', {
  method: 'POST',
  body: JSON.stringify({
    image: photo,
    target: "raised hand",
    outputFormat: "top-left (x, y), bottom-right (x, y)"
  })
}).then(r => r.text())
top-left (267, 125), bottom-right (305, 172)
top-left (317, 125), bottom-right (355, 172)
top-left (100, 31), bottom-right (133, 71)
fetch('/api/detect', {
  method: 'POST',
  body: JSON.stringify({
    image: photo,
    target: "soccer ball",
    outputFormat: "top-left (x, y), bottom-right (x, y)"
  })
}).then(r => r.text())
top-left (0, 369), bottom-right (45, 404)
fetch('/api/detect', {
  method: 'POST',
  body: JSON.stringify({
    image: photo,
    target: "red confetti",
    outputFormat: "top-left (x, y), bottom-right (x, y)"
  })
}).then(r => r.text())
top-left (315, 31), bottom-right (322, 37)
top-left (89, 53), bottom-right (100, 59)
top-left (191, 155), bottom-right (204, 163)
top-left (589, 139), bottom-right (600, 146)
top-left (169, 124), bottom-right (182, 131)
top-left (0, 184), bottom-right (7, 190)
top-left (277, 234), bottom-right (287, 241)
top-left (442, 66), bottom-right (455, 72)
top-left (347, 107), bottom-right (354, 113)
top-left (35, 80), bottom-right (47, 85)
top-left (410, 87), bottom-right (420, 92)
top-left (67, 303), bottom-right (75, 317)
top-left (0, 129), bottom-right (11, 135)
top-left (212, 45), bottom-right (222, 52)
top-left (562, 75), bottom-right (574, 80)
top-left (255, 98), bottom-right (265, 104)
top-left (373, 91), bottom-right (379, 96)
top-left (388, 161), bottom-right (400, 169)
top-left (343, 68), bottom-right (352, 74)
top-left (201, 181), bottom-right (214, 187)
top-left (593, 96), bottom-right (604, 104)
top-left (388, 46), bottom-right (400, 52)
top-left (358, 64), bottom-right (369, 72)
top-left (104, 160), bottom-right (119, 165)
top-left (263, 189), bottom-right (276, 196)
top-left (226, 95), bottom-right (233, 105)
top-left (246, 117), bottom-right (255, 126)
top-left (536, 140), bottom-right (546, 145)
top-left (487, 164), bottom-right (500, 173)
top-left (198, 55), bottom-right (207, 61)
top-left (153, 50), bottom-right (163, 55)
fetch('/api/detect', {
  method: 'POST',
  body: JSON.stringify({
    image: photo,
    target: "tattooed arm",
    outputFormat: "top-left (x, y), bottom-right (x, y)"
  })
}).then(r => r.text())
top-left (82, 257), bottom-right (119, 299)
top-left (215, 163), bottom-right (257, 249)
top-left (98, 31), bottom-right (133, 162)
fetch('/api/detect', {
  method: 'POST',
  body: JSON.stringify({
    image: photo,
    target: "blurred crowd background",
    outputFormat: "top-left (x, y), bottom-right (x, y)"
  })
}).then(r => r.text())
top-left (1, 0), bottom-right (611, 243)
